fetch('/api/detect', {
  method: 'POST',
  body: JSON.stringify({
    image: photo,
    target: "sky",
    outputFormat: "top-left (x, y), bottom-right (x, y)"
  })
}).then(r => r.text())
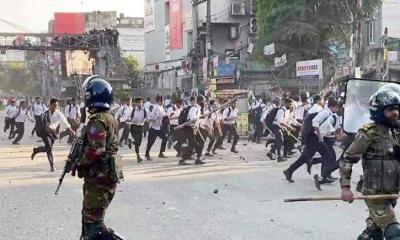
top-left (0, 0), bottom-right (144, 33)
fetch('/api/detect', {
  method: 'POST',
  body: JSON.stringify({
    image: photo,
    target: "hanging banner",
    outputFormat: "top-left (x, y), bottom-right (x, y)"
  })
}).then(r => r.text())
top-left (169, 0), bottom-right (183, 49)
top-left (296, 59), bottom-right (323, 79)
top-left (144, 0), bottom-right (155, 33)
top-left (274, 54), bottom-right (287, 67)
top-left (263, 43), bottom-right (275, 56)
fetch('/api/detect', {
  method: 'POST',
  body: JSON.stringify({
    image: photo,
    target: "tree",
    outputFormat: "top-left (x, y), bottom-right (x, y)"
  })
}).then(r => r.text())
top-left (123, 55), bottom-right (142, 88)
top-left (256, 0), bottom-right (382, 80)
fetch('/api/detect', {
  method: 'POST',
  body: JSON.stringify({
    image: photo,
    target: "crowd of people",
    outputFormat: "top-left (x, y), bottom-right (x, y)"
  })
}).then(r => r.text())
top-left (2, 88), bottom-right (348, 191)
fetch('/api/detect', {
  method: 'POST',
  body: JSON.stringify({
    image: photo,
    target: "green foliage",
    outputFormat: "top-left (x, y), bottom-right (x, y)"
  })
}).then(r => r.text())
top-left (0, 63), bottom-right (39, 95)
top-left (256, 0), bottom-right (382, 78)
top-left (123, 55), bottom-right (142, 88)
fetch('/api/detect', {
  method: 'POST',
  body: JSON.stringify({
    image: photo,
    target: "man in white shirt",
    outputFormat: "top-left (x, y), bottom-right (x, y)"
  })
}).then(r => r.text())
top-left (166, 99), bottom-right (183, 150)
top-left (4, 98), bottom-right (17, 139)
top-left (31, 98), bottom-right (74, 171)
top-left (31, 97), bottom-right (48, 137)
top-left (116, 97), bottom-right (133, 147)
top-left (204, 100), bottom-right (218, 157)
top-left (267, 98), bottom-right (294, 162)
top-left (60, 98), bottom-right (81, 144)
top-left (11, 100), bottom-right (34, 145)
top-left (145, 96), bottom-right (168, 160)
top-left (128, 97), bottom-right (147, 163)
top-left (216, 100), bottom-right (240, 153)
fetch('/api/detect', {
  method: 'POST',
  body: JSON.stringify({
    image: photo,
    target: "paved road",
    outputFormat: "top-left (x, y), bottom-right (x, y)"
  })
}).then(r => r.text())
top-left (0, 117), bottom-right (378, 239)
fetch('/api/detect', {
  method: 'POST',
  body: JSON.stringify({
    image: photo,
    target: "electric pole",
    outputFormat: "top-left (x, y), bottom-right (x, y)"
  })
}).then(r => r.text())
top-left (383, 27), bottom-right (389, 80)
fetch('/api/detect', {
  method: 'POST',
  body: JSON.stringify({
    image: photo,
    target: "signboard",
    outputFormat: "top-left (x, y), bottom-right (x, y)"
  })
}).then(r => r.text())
top-left (388, 51), bottom-right (398, 62)
top-left (144, 0), bottom-right (155, 33)
top-left (165, 25), bottom-right (170, 60)
top-left (274, 54), bottom-right (287, 67)
top-left (296, 59), bottom-right (323, 79)
top-left (54, 13), bottom-right (85, 34)
top-left (169, 0), bottom-right (183, 49)
top-left (118, 28), bottom-right (145, 51)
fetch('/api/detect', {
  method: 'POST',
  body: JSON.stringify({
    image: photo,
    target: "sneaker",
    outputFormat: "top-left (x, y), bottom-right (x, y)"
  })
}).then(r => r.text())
top-left (211, 150), bottom-right (217, 155)
top-left (217, 146), bottom-right (226, 150)
top-left (137, 154), bottom-right (143, 163)
top-left (158, 153), bottom-right (167, 158)
top-left (231, 148), bottom-right (239, 153)
top-left (314, 174), bottom-right (322, 191)
top-left (178, 160), bottom-right (190, 166)
top-left (145, 154), bottom-right (152, 161)
top-left (283, 170), bottom-right (294, 183)
top-left (195, 159), bottom-right (205, 165)
top-left (205, 152), bottom-right (213, 157)
top-left (12, 142), bottom-right (20, 145)
top-left (31, 148), bottom-right (37, 160)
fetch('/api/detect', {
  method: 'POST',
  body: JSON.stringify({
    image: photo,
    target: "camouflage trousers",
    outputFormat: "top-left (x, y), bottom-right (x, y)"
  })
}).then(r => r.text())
top-left (82, 179), bottom-right (117, 224)
top-left (365, 199), bottom-right (397, 230)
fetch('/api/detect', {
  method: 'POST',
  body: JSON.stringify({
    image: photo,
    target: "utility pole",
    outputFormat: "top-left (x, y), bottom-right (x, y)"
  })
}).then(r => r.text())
top-left (383, 27), bottom-right (389, 80)
top-left (205, 0), bottom-right (212, 92)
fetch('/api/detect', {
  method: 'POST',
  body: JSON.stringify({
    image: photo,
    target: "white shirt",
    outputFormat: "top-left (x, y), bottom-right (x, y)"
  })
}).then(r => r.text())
top-left (14, 108), bottom-right (33, 123)
top-left (48, 109), bottom-right (71, 131)
top-left (65, 104), bottom-right (80, 119)
top-left (130, 107), bottom-right (147, 126)
top-left (260, 103), bottom-right (274, 123)
top-left (167, 105), bottom-right (182, 126)
top-left (32, 103), bottom-right (48, 116)
top-left (150, 104), bottom-right (166, 130)
top-left (116, 105), bottom-right (133, 123)
top-left (143, 101), bottom-right (152, 112)
top-left (312, 108), bottom-right (340, 138)
top-left (5, 105), bottom-right (17, 119)
top-left (187, 104), bottom-right (200, 127)
top-left (200, 107), bottom-right (216, 129)
top-left (308, 104), bottom-right (323, 114)
top-left (273, 108), bottom-right (286, 126)
top-left (222, 107), bottom-right (238, 125)
top-left (294, 102), bottom-right (309, 121)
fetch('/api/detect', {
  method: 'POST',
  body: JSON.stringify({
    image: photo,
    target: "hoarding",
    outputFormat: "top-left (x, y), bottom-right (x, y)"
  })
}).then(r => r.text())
top-left (169, 0), bottom-right (183, 49)
top-left (144, 0), bottom-right (155, 33)
top-left (296, 59), bottom-right (323, 79)
top-left (54, 13), bottom-right (85, 34)
top-left (118, 28), bottom-right (145, 51)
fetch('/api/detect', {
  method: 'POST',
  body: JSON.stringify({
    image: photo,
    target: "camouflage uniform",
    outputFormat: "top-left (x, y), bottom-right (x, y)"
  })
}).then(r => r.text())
top-left (79, 111), bottom-right (119, 239)
top-left (340, 123), bottom-right (400, 233)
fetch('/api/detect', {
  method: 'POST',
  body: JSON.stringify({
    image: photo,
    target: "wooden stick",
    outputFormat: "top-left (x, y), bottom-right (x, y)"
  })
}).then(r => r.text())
top-left (284, 194), bottom-right (398, 203)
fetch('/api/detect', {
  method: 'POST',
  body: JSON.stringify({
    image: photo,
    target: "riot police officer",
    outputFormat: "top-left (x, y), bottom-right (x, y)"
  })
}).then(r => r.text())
top-left (340, 83), bottom-right (400, 240)
top-left (78, 76), bottom-right (125, 240)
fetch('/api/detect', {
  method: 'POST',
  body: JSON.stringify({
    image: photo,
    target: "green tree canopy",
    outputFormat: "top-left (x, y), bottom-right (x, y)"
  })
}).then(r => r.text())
top-left (123, 55), bottom-right (142, 88)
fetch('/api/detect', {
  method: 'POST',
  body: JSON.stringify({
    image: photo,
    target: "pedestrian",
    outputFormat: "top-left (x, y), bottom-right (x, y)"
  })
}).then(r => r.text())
top-left (115, 97), bottom-right (133, 147)
top-left (340, 83), bottom-right (400, 239)
top-left (31, 98), bottom-right (74, 171)
top-left (215, 100), bottom-right (240, 153)
top-left (60, 98), bottom-right (81, 144)
top-left (166, 99), bottom-right (183, 151)
top-left (31, 97), bottom-right (48, 137)
top-left (145, 95), bottom-right (168, 160)
top-left (128, 97), bottom-right (147, 163)
top-left (12, 100), bottom-right (34, 145)
top-left (4, 98), bottom-right (17, 139)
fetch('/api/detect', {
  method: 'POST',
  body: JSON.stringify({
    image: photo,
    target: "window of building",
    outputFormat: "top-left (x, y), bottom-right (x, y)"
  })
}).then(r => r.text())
top-left (165, 2), bottom-right (170, 26)
top-left (368, 20), bottom-right (375, 45)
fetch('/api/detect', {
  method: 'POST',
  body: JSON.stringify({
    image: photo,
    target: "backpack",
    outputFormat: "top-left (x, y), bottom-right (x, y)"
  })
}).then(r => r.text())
top-left (178, 106), bottom-right (191, 125)
top-left (264, 107), bottom-right (283, 127)
top-left (131, 108), bottom-right (147, 120)
top-left (253, 106), bottom-right (263, 122)
top-left (301, 112), bottom-right (337, 142)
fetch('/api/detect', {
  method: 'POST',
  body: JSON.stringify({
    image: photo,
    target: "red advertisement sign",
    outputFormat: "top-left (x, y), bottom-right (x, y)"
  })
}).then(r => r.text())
top-left (169, 0), bottom-right (183, 49)
top-left (54, 13), bottom-right (85, 34)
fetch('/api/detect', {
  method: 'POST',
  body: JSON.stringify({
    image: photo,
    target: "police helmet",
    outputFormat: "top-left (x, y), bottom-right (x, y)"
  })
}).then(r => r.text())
top-left (84, 76), bottom-right (113, 110)
top-left (369, 83), bottom-right (400, 122)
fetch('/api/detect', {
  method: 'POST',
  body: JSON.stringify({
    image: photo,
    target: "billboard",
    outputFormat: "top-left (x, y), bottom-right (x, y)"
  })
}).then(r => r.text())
top-left (144, 0), bottom-right (155, 33)
top-left (169, 0), bottom-right (183, 49)
top-left (66, 50), bottom-right (94, 76)
top-left (54, 13), bottom-right (85, 34)
top-left (118, 28), bottom-right (145, 51)
top-left (296, 59), bottom-right (323, 79)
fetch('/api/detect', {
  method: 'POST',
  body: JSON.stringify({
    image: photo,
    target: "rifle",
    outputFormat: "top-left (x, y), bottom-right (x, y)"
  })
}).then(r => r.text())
top-left (54, 130), bottom-right (86, 195)
top-left (284, 194), bottom-right (398, 203)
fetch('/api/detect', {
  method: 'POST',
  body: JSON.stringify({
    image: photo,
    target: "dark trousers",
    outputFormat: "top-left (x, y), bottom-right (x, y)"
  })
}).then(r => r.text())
top-left (145, 127), bottom-right (167, 155)
top-left (182, 126), bottom-right (204, 159)
top-left (34, 133), bottom-right (55, 168)
top-left (254, 121), bottom-right (264, 142)
top-left (4, 117), bottom-right (15, 138)
top-left (222, 124), bottom-right (239, 148)
top-left (206, 128), bottom-right (217, 153)
top-left (60, 118), bottom-right (79, 143)
top-left (269, 124), bottom-right (283, 157)
top-left (286, 136), bottom-right (334, 178)
top-left (31, 115), bottom-right (41, 136)
top-left (130, 125), bottom-right (143, 154)
top-left (12, 122), bottom-right (24, 144)
top-left (118, 122), bottom-right (130, 144)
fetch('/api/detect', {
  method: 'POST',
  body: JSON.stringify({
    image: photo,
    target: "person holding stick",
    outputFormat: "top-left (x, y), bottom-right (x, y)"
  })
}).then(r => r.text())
top-left (340, 83), bottom-right (400, 240)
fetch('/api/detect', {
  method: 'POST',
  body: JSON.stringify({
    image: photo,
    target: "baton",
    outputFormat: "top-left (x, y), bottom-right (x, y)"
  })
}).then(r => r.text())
top-left (284, 194), bottom-right (399, 203)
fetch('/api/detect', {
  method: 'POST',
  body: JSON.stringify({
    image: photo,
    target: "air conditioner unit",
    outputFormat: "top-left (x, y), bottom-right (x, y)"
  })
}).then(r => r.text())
top-left (231, 3), bottom-right (245, 16)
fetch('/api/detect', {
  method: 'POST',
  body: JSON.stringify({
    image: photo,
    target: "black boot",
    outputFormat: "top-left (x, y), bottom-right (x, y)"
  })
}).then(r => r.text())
top-left (195, 158), bottom-right (205, 165)
top-left (31, 148), bottom-right (38, 160)
top-left (283, 170), bottom-right (294, 183)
